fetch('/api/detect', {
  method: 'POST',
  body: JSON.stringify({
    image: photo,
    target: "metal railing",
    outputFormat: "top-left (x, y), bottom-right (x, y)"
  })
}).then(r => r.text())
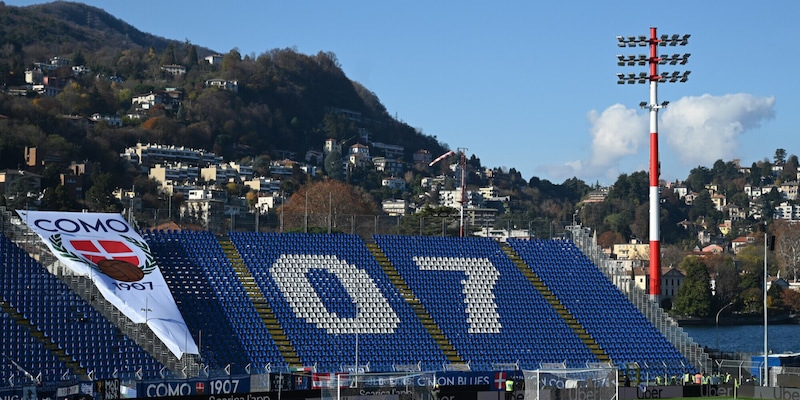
top-left (567, 225), bottom-right (712, 373)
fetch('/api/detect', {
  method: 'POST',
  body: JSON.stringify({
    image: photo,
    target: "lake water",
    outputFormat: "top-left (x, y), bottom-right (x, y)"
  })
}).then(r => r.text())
top-left (682, 324), bottom-right (800, 355)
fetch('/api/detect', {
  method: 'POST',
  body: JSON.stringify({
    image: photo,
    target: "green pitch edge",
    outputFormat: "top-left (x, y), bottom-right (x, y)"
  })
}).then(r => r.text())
top-left (365, 243), bottom-right (464, 364)
top-left (217, 236), bottom-right (302, 367)
top-left (500, 244), bottom-right (610, 363)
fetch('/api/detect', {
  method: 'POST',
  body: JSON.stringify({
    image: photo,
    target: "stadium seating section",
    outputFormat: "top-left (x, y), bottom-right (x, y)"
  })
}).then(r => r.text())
top-left (0, 231), bottom-right (694, 388)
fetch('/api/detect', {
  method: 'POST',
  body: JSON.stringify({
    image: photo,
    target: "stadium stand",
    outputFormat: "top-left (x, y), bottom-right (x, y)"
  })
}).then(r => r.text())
top-left (507, 238), bottom-right (695, 377)
top-left (229, 232), bottom-right (449, 372)
top-left (0, 233), bottom-right (164, 387)
top-left (0, 223), bottom-right (697, 389)
top-left (373, 235), bottom-right (599, 370)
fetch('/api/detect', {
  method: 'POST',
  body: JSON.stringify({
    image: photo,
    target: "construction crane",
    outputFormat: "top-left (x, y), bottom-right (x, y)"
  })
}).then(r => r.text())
top-left (429, 149), bottom-right (468, 237)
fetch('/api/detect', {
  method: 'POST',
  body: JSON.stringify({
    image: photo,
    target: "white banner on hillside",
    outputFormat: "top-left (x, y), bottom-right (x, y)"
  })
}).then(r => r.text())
top-left (16, 210), bottom-right (199, 359)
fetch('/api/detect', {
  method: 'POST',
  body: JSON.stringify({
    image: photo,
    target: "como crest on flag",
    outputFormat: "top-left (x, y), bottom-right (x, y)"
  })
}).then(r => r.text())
top-left (70, 239), bottom-right (140, 265)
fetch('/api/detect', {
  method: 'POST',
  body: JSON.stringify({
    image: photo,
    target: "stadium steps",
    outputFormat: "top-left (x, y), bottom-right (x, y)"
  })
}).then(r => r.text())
top-left (0, 299), bottom-right (88, 377)
top-left (365, 243), bottom-right (463, 363)
top-left (219, 237), bottom-right (302, 367)
top-left (500, 244), bottom-right (611, 363)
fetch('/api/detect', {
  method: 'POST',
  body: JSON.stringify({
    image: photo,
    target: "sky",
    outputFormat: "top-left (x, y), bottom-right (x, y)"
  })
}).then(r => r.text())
top-left (6, 1), bottom-right (797, 185)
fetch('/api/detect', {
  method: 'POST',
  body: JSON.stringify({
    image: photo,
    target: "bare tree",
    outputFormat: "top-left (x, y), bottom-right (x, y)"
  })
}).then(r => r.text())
top-left (774, 220), bottom-right (800, 282)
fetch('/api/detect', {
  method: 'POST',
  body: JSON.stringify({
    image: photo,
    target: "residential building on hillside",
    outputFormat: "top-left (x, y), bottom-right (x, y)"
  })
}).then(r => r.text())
top-left (731, 236), bottom-right (755, 254)
top-left (711, 194), bottom-right (727, 212)
top-left (131, 90), bottom-right (183, 112)
top-left (774, 201), bottom-right (800, 220)
top-left (113, 188), bottom-right (141, 213)
top-left (204, 79), bottom-right (238, 92)
top-left (0, 170), bottom-right (41, 200)
top-left (323, 138), bottom-right (341, 155)
top-left (25, 68), bottom-right (43, 84)
top-left (254, 192), bottom-right (284, 214)
top-left (373, 157), bottom-right (404, 175)
top-left (149, 163), bottom-right (200, 187)
top-left (438, 189), bottom-right (484, 209)
top-left (631, 267), bottom-right (685, 301)
top-left (382, 199), bottom-right (409, 216)
top-left (612, 240), bottom-right (649, 261)
top-left (381, 178), bottom-right (406, 190)
top-left (413, 149), bottom-right (432, 166)
top-left (180, 188), bottom-right (228, 231)
top-left (161, 64), bottom-right (186, 75)
top-left (583, 188), bottom-right (609, 203)
top-left (479, 186), bottom-right (499, 199)
top-left (465, 208), bottom-right (497, 230)
top-left (371, 142), bottom-right (404, 159)
top-left (121, 143), bottom-right (222, 171)
top-left (421, 176), bottom-right (447, 191)
top-left (778, 181), bottom-right (799, 200)
top-left (34, 56), bottom-right (70, 71)
top-left (244, 178), bottom-right (281, 194)
top-left (204, 54), bottom-right (223, 65)
top-left (89, 113), bottom-right (122, 127)
top-left (200, 162), bottom-right (253, 185)
top-left (668, 183), bottom-right (688, 199)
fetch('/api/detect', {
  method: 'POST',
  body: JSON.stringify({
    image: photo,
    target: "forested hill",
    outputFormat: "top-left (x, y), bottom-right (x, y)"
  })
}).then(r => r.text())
top-left (0, 1), bottom-right (448, 171)
top-left (0, 1), bottom-right (188, 58)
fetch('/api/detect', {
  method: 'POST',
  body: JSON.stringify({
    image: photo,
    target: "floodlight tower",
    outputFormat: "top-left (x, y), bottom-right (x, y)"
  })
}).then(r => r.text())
top-left (616, 27), bottom-right (690, 303)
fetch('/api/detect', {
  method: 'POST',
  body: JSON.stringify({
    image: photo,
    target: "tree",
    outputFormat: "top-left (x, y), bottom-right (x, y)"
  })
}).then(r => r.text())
top-left (672, 256), bottom-right (713, 318)
top-left (774, 148), bottom-right (787, 165)
top-left (773, 220), bottom-right (800, 282)
top-left (324, 149), bottom-right (344, 180)
top-left (85, 173), bottom-right (117, 212)
top-left (686, 166), bottom-right (712, 192)
top-left (713, 256), bottom-right (741, 307)
top-left (278, 180), bottom-right (378, 231)
top-left (597, 231), bottom-right (625, 249)
top-left (781, 289), bottom-right (800, 313)
top-left (399, 206), bottom-right (459, 236)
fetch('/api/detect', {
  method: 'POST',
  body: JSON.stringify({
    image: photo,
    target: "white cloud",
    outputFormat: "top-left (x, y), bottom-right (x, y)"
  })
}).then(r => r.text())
top-left (587, 104), bottom-right (647, 169)
top-left (661, 93), bottom-right (776, 165)
top-left (542, 94), bottom-right (776, 182)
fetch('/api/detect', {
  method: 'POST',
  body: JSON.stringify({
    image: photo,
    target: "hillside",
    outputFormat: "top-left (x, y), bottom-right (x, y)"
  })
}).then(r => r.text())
top-left (0, 1), bottom-right (203, 65)
top-left (0, 1), bottom-right (448, 166)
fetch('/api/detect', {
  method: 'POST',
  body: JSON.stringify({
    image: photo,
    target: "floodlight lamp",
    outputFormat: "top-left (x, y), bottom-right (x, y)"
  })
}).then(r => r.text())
top-left (616, 55), bottom-right (625, 61)
top-left (661, 101), bottom-right (669, 107)
top-left (638, 35), bottom-right (647, 41)
top-left (639, 101), bottom-right (648, 108)
top-left (671, 34), bottom-right (679, 40)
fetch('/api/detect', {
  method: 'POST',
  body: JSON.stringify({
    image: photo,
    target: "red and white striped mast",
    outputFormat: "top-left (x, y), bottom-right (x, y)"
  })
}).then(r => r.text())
top-left (616, 28), bottom-right (690, 302)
